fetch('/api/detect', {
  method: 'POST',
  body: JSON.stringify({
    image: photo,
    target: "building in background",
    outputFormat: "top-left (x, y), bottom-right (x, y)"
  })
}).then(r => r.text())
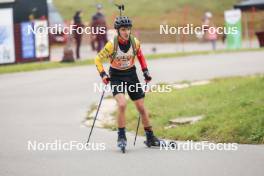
top-left (0, 0), bottom-right (50, 64)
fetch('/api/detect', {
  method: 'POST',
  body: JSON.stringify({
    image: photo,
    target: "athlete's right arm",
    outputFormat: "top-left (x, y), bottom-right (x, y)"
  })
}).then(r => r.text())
top-left (94, 41), bottom-right (114, 75)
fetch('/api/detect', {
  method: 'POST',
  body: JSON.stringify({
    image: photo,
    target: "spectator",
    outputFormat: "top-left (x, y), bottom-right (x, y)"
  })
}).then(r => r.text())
top-left (73, 10), bottom-right (84, 59)
top-left (90, 4), bottom-right (108, 53)
top-left (205, 22), bottom-right (218, 51)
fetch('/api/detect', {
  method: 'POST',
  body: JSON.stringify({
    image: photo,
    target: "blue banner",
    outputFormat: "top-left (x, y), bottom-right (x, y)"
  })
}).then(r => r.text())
top-left (21, 22), bottom-right (35, 59)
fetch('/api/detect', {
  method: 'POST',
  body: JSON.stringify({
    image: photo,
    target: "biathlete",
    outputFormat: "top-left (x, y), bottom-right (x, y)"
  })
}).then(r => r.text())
top-left (94, 15), bottom-right (161, 149)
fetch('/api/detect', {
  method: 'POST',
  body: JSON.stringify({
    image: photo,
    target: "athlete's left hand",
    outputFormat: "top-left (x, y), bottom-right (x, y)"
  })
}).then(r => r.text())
top-left (143, 68), bottom-right (152, 83)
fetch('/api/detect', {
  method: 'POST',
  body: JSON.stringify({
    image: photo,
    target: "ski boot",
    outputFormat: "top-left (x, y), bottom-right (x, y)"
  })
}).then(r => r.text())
top-left (144, 130), bottom-right (162, 148)
top-left (117, 132), bottom-right (127, 153)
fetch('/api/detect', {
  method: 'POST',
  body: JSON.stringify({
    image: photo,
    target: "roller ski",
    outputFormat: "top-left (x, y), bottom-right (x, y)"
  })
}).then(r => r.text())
top-left (117, 131), bottom-right (127, 153)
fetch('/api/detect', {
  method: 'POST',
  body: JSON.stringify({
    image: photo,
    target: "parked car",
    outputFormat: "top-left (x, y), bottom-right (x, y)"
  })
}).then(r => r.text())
top-left (48, 3), bottom-right (67, 44)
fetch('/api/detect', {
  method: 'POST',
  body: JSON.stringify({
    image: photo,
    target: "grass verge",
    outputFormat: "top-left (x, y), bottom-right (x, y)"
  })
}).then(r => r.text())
top-left (124, 75), bottom-right (264, 144)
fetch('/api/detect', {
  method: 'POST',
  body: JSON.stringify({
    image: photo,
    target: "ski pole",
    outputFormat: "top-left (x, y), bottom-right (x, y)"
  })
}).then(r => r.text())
top-left (134, 113), bottom-right (141, 146)
top-left (86, 89), bottom-right (105, 144)
top-left (134, 82), bottom-right (148, 146)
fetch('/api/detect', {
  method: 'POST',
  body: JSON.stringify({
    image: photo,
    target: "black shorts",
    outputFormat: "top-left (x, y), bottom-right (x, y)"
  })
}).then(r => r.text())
top-left (109, 66), bottom-right (145, 101)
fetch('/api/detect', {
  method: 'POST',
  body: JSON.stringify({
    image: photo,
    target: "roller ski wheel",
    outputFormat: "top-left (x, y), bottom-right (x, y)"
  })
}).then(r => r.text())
top-left (121, 145), bottom-right (126, 153)
top-left (168, 141), bottom-right (177, 149)
top-left (159, 140), bottom-right (178, 149)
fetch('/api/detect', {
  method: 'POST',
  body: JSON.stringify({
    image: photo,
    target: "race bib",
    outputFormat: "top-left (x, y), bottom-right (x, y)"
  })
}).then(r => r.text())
top-left (119, 58), bottom-right (130, 68)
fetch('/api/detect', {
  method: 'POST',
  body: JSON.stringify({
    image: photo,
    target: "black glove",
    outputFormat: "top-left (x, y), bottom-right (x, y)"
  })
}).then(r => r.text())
top-left (143, 68), bottom-right (152, 82)
top-left (100, 71), bottom-right (110, 84)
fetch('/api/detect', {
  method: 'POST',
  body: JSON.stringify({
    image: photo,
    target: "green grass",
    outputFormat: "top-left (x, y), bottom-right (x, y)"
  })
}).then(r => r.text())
top-left (0, 60), bottom-right (93, 74)
top-left (146, 48), bottom-right (264, 59)
top-left (0, 48), bottom-right (263, 75)
top-left (53, 0), bottom-right (239, 29)
top-left (124, 75), bottom-right (264, 144)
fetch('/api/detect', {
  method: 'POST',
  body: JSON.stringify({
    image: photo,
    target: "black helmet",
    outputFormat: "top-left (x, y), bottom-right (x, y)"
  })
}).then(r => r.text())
top-left (114, 16), bottom-right (132, 29)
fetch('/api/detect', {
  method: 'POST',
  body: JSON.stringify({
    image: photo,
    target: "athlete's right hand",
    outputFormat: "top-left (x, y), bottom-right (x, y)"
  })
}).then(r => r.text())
top-left (102, 76), bottom-right (110, 85)
top-left (100, 71), bottom-right (110, 85)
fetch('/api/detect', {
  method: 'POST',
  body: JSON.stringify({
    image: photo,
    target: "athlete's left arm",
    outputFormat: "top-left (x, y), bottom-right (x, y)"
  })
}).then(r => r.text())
top-left (135, 38), bottom-right (148, 71)
top-left (135, 38), bottom-right (152, 82)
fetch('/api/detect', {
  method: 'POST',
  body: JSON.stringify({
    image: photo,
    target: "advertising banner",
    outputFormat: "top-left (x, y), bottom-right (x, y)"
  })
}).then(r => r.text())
top-left (21, 22), bottom-right (35, 59)
top-left (34, 20), bottom-right (49, 58)
top-left (0, 8), bottom-right (15, 64)
top-left (224, 9), bottom-right (242, 49)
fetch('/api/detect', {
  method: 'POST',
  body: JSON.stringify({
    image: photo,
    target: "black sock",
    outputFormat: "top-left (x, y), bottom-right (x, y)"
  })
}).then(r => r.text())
top-left (118, 127), bottom-right (126, 136)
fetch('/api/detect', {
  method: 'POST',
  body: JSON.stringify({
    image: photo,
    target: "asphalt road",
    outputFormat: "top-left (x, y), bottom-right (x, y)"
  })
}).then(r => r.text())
top-left (0, 51), bottom-right (264, 176)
